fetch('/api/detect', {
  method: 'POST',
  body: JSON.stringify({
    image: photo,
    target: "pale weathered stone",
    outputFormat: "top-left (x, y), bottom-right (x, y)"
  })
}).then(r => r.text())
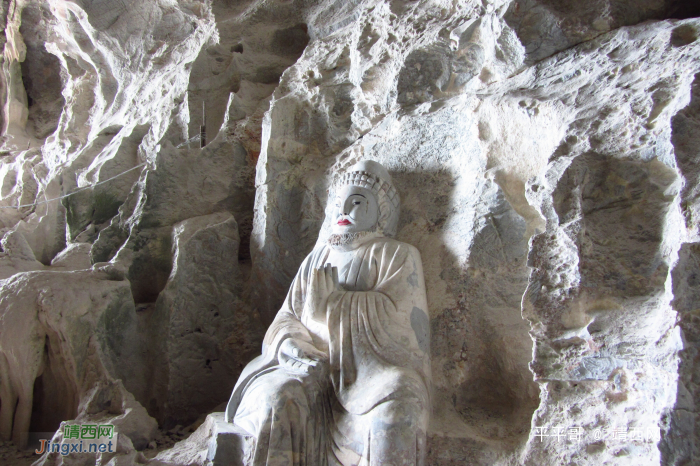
top-left (154, 211), bottom-right (263, 427)
top-left (149, 412), bottom-right (252, 466)
top-left (0, 0), bottom-right (699, 464)
top-left (0, 269), bottom-right (148, 449)
top-left (49, 242), bottom-right (92, 270)
top-left (205, 413), bottom-right (253, 466)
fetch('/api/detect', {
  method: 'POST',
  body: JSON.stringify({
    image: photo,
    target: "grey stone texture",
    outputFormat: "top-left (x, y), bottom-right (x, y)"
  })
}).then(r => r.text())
top-left (0, 0), bottom-right (697, 464)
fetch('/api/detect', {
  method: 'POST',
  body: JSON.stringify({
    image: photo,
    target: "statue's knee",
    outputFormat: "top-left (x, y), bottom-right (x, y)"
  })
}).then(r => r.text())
top-left (368, 400), bottom-right (426, 457)
top-left (371, 399), bottom-right (425, 428)
top-left (275, 377), bottom-right (304, 395)
top-left (269, 376), bottom-right (312, 410)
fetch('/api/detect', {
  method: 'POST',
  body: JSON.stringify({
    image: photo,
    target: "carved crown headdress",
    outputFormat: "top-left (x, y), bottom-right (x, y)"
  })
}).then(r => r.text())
top-left (335, 160), bottom-right (400, 237)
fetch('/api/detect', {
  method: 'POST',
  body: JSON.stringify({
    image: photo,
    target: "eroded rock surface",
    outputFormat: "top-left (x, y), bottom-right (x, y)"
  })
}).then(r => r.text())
top-left (0, 0), bottom-right (698, 465)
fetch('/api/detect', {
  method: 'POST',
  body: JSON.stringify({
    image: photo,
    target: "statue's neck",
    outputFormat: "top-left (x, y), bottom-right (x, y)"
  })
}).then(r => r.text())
top-left (327, 230), bottom-right (382, 252)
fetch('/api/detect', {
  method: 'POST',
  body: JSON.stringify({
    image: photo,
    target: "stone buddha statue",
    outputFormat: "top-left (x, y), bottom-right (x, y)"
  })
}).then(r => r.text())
top-left (225, 160), bottom-right (431, 466)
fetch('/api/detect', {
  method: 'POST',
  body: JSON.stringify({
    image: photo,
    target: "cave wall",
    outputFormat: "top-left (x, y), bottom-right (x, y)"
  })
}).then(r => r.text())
top-left (0, 0), bottom-right (698, 465)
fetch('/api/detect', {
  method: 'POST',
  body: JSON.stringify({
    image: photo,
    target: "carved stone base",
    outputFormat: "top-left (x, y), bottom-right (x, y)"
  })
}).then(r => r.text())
top-left (205, 413), bottom-right (253, 466)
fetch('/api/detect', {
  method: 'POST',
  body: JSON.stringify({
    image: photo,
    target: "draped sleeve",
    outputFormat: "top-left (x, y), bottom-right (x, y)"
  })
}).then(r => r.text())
top-left (260, 246), bottom-right (326, 355)
top-left (225, 245), bottom-right (327, 421)
top-left (326, 239), bottom-right (431, 414)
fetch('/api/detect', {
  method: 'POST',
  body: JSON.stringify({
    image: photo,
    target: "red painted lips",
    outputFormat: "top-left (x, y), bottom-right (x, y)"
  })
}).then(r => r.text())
top-left (337, 219), bottom-right (352, 226)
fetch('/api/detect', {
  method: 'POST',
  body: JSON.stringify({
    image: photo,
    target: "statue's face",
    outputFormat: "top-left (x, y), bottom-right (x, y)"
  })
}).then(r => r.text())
top-left (332, 185), bottom-right (379, 234)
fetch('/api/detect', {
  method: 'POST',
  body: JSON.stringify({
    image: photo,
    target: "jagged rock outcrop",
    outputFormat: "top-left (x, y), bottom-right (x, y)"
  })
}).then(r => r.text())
top-left (153, 211), bottom-right (263, 427)
top-left (0, 0), bottom-right (699, 465)
top-left (0, 268), bottom-right (149, 450)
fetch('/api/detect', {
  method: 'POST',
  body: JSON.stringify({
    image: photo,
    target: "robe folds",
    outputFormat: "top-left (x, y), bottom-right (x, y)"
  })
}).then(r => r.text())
top-left (225, 236), bottom-right (431, 466)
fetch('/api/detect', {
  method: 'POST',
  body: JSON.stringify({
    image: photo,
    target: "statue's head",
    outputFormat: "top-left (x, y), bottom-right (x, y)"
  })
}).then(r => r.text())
top-left (329, 160), bottom-right (400, 245)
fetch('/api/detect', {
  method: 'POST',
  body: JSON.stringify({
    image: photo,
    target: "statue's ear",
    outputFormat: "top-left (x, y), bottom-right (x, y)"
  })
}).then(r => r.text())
top-left (378, 195), bottom-right (399, 237)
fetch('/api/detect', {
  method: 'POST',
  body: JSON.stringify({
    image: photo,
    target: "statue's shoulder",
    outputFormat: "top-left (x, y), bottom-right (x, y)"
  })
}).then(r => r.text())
top-left (367, 236), bottom-right (421, 260)
top-left (295, 243), bottom-right (330, 274)
top-left (307, 243), bottom-right (330, 262)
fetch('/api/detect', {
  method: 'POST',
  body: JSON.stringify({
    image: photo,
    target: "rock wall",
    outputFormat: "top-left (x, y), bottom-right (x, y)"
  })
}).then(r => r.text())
top-left (0, 0), bottom-right (699, 464)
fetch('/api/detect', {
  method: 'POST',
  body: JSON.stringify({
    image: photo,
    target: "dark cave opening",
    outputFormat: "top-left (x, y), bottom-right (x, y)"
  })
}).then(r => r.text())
top-left (28, 337), bottom-right (78, 438)
top-left (665, 0), bottom-right (700, 20)
top-left (19, 2), bottom-right (65, 140)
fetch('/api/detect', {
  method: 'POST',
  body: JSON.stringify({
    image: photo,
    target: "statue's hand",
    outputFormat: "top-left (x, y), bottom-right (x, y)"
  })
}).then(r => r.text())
top-left (278, 338), bottom-right (328, 376)
top-left (305, 264), bottom-right (341, 319)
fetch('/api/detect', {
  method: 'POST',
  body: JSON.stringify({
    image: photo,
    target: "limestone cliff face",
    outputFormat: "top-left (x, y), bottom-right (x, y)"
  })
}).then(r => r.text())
top-left (0, 0), bottom-right (699, 465)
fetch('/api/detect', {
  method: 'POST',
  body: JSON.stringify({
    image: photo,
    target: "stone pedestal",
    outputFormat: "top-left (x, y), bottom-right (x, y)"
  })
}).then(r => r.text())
top-left (205, 413), bottom-right (253, 466)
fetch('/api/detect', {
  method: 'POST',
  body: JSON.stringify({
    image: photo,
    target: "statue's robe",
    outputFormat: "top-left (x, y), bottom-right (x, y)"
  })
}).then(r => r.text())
top-left (226, 236), bottom-right (431, 466)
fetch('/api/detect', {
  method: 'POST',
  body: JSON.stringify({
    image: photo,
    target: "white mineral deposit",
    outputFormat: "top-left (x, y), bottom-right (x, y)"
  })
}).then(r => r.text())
top-left (0, 0), bottom-right (698, 465)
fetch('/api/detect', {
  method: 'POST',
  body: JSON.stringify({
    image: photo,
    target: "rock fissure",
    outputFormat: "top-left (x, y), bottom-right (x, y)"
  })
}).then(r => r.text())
top-left (0, 1), bottom-right (698, 465)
